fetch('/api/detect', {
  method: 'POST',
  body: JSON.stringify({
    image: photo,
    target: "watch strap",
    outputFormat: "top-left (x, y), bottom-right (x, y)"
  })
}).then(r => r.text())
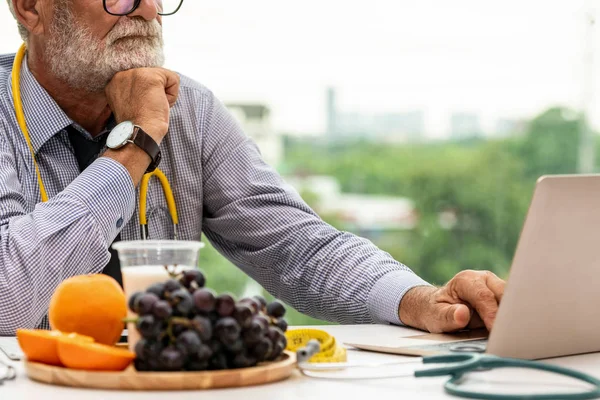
top-left (132, 126), bottom-right (162, 173)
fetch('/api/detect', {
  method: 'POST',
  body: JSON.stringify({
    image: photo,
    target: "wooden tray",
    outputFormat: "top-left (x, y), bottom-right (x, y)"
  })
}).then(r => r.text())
top-left (24, 351), bottom-right (296, 391)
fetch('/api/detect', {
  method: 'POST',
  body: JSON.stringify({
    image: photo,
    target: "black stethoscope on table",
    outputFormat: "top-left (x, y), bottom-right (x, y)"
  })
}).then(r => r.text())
top-left (11, 43), bottom-right (179, 239)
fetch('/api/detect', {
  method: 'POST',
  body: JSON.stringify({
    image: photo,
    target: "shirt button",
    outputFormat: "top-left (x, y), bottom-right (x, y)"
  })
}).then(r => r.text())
top-left (116, 217), bottom-right (124, 228)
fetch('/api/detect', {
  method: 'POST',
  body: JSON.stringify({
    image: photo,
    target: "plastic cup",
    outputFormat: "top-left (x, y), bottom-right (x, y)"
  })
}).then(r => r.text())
top-left (112, 240), bottom-right (205, 351)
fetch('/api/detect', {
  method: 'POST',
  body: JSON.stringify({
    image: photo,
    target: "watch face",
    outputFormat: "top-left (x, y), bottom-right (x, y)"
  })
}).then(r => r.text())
top-left (107, 121), bottom-right (134, 148)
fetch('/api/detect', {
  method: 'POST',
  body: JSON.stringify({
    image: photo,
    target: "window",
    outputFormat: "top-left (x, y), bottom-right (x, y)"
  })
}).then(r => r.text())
top-left (2, 0), bottom-right (597, 325)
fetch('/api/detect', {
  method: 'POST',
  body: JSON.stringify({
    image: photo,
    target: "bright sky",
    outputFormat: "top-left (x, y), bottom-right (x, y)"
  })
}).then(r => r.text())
top-left (1, 0), bottom-right (598, 137)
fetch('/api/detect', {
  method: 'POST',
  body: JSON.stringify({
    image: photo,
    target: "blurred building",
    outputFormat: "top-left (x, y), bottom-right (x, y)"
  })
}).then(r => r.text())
top-left (226, 103), bottom-right (283, 168)
top-left (493, 117), bottom-right (527, 138)
top-left (282, 174), bottom-right (417, 232)
top-left (450, 112), bottom-right (483, 139)
top-left (326, 87), bottom-right (425, 142)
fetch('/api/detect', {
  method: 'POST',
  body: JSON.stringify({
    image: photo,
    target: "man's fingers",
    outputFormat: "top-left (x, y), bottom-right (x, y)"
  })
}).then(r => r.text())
top-left (485, 272), bottom-right (505, 303)
top-left (161, 69), bottom-right (180, 107)
top-left (467, 311), bottom-right (485, 330)
top-left (453, 276), bottom-right (499, 331)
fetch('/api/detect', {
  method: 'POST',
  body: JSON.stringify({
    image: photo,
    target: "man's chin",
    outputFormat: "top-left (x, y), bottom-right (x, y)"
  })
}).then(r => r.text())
top-left (109, 53), bottom-right (165, 73)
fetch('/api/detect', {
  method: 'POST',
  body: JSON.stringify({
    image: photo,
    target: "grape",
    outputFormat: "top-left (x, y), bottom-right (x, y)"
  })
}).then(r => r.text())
top-left (266, 326), bottom-right (285, 343)
top-left (186, 357), bottom-right (209, 371)
top-left (136, 339), bottom-right (165, 362)
top-left (251, 337), bottom-right (273, 361)
top-left (164, 279), bottom-right (182, 294)
top-left (137, 293), bottom-right (160, 315)
top-left (180, 269), bottom-right (206, 290)
top-left (193, 288), bottom-right (216, 313)
top-left (279, 332), bottom-right (287, 349)
top-left (194, 271), bottom-right (206, 288)
top-left (223, 338), bottom-right (244, 354)
top-left (172, 321), bottom-right (187, 337)
top-left (171, 289), bottom-right (194, 315)
top-left (146, 282), bottom-right (165, 299)
top-left (242, 331), bottom-right (261, 346)
top-left (209, 353), bottom-right (228, 370)
top-left (159, 346), bottom-right (185, 371)
top-left (215, 294), bottom-right (236, 317)
top-left (136, 315), bottom-right (163, 339)
top-left (232, 353), bottom-right (257, 369)
top-left (134, 338), bottom-right (149, 360)
top-left (128, 291), bottom-right (143, 313)
top-left (191, 315), bottom-right (213, 341)
top-left (208, 311), bottom-right (220, 325)
top-left (266, 300), bottom-right (286, 318)
top-left (268, 340), bottom-right (285, 361)
top-left (274, 318), bottom-right (288, 332)
top-left (254, 315), bottom-right (270, 332)
top-left (215, 317), bottom-right (241, 343)
top-left (176, 330), bottom-right (202, 356)
top-left (253, 295), bottom-right (267, 311)
top-left (206, 339), bottom-right (222, 355)
top-left (239, 297), bottom-right (260, 314)
top-left (196, 343), bottom-right (213, 361)
top-left (134, 358), bottom-right (150, 371)
top-left (130, 275), bottom-right (290, 372)
top-left (232, 304), bottom-right (253, 329)
top-left (145, 340), bottom-right (165, 370)
top-left (190, 269), bottom-right (206, 288)
top-left (152, 300), bottom-right (172, 320)
top-left (243, 318), bottom-right (266, 345)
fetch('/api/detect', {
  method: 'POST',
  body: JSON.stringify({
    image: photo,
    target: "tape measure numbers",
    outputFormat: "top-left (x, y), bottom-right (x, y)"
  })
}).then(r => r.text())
top-left (285, 328), bottom-right (347, 363)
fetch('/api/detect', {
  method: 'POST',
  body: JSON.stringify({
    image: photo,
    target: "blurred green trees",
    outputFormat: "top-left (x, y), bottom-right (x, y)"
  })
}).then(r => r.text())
top-left (199, 106), bottom-right (595, 326)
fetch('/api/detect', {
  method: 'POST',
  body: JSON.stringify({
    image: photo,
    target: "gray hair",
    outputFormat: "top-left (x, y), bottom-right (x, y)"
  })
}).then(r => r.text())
top-left (6, 0), bottom-right (29, 42)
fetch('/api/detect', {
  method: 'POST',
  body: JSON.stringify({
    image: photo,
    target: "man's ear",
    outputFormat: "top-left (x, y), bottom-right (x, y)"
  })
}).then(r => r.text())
top-left (12, 0), bottom-right (47, 36)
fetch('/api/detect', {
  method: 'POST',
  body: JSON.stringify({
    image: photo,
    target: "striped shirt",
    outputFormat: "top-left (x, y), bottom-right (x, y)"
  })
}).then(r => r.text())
top-left (0, 52), bottom-right (431, 334)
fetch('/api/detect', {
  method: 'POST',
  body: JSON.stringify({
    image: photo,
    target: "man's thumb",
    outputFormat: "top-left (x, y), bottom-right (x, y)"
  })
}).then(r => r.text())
top-left (438, 303), bottom-right (471, 332)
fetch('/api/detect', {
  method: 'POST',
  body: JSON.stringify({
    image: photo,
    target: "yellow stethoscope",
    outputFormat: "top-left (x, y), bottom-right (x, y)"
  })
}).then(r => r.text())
top-left (11, 43), bottom-right (179, 240)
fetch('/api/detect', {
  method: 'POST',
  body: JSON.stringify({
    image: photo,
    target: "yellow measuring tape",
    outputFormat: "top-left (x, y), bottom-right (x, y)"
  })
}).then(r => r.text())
top-left (285, 328), bottom-right (347, 363)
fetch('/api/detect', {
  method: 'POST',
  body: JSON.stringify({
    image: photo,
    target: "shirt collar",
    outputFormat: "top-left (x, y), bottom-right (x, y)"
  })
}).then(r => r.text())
top-left (11, 54), bottom-right (75, 153)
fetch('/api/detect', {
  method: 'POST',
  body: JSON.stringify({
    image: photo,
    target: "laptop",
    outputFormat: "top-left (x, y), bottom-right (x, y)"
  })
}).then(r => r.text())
top-left (346, 174), bottom-right (600, 360)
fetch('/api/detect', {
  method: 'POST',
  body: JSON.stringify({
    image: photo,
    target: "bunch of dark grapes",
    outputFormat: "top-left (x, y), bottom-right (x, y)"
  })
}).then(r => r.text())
top-left (127, 268), bottom-right (289, 372)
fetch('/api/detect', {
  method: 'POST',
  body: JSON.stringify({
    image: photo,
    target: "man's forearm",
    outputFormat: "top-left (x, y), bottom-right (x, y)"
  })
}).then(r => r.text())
top-left (0, 157), bottom-right (135, 334)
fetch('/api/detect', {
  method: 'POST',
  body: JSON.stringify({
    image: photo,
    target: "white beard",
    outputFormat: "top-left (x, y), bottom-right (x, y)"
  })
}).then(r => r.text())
top-left (45, 4), bottom-right (165, 93)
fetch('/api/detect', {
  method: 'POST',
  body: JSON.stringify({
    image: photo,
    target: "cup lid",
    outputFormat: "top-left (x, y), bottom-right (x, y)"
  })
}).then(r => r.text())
top-left (111, 240), bottom-right (205, 252)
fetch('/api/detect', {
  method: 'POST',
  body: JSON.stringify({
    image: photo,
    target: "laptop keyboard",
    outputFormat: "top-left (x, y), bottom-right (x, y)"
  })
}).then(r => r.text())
top-left (404, 338), bottom-right (489, 354)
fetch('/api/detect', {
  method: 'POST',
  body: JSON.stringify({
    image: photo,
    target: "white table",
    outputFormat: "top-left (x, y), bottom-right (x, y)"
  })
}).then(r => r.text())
top-left (2, 324), bottom-right (600, 399)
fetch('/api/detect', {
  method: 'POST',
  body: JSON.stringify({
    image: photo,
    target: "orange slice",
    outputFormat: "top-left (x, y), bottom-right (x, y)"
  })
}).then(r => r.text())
top-left (57, 337), bottom-right (135, 371)
top-left (16, 329), bottom-right (93, 366)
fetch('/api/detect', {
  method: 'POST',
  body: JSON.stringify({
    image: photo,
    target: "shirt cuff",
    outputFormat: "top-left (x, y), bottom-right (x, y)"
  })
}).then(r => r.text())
top-left (367, 269), bottom-right (433, 326)
top-left (64, 157), bottom-right (136, 245)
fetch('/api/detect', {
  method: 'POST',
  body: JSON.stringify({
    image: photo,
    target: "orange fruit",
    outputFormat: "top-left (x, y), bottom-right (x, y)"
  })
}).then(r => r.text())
top-left (49, 274), bottom-right (127, 345)
top-left (57, 338), bottom-right (135, 371)
top-left (16, 329), bottom-right (93, 366)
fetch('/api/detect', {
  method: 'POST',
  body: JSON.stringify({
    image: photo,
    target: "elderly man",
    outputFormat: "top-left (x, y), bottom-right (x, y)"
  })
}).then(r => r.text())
top-left (0, 0), bottom-right (505, 336)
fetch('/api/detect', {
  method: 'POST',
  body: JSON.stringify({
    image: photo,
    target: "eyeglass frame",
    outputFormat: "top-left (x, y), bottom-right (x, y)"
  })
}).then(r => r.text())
top-left (102, 0), bottom-right (184, 16)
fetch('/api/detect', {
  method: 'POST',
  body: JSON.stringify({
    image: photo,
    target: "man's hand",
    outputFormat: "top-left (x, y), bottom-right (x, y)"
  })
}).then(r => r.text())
top-left (398, 270), bottom-right (506, 333)
top-left (105, 68), bottom-right (180, 144)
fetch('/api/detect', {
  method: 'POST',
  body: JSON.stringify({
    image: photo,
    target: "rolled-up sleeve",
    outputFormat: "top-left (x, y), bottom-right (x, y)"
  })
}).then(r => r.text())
top-left (0, 137), bottom-right (135, 335)
top-left (200, 91), bottom-right (432, 325)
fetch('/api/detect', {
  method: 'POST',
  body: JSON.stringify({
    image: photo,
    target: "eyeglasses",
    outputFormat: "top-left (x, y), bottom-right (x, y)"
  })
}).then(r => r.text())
top-left (103, 0), bottom-right (184, 16)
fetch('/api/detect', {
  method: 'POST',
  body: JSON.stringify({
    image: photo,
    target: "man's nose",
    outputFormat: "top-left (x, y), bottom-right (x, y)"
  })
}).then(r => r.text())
top-left (128, 0), bottom-right (159, 20)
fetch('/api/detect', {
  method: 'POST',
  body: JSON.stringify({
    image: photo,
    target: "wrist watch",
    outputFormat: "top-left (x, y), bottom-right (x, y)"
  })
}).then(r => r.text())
top-left (106, 121), bottom-right (162, 173)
